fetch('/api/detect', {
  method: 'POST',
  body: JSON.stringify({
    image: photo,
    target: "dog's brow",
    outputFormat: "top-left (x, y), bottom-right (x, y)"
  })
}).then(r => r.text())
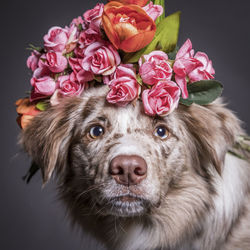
top-left (152, 117), bottom-right (165, 126)
top-left (97, 116), bottom-right (107, 122)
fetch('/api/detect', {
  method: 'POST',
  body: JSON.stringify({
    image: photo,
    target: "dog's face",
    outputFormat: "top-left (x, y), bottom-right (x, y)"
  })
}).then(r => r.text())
top-left (22, 85), bottom-right (239, 227)
top-left (66, 88), bottom-right (187, 217)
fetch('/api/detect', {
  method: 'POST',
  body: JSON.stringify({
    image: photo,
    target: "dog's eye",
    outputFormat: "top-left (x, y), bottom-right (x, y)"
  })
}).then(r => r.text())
top-left (89, 125), bottom-right (104, 139)
top-left (154, 126), bottom-right (169, 139)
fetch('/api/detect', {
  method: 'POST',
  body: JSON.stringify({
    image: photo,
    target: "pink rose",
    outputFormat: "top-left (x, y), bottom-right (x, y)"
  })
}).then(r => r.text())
top-left (74, 46), bottom-right (85, 59)
top-left (114, 64), bottom-right (135, 78)
top-left (44, 52), bottom-right (68, 73)
top-left (83, 3), bottom-right (104, 30)
top-left (78, 28), bottom-right (101, 50)
top-left (69, 58), bottom-right (94, 84)
top-left (58, 75), bottom-right (85, 96)
top-left (27, 51), bottom-right (41, 71)
top-left (173, 39), bottom-right (202, 99)
top-left (142, 80), bottom-right (181, 116)
top-left (43, 26), bottom-right (78, 53)
top-left (143, 1), bottom-right (163, 21)
top-left (71, 16), bottom-right (84, 26)
top-left (69, 57), bottom-right (83, 73)
top-left (103, 64), bottom-right (135, 84)
top-left (44, 26), bottom-right (69, 52)
top-left (106, 76), bottom-right (140, 106)
top-left (30, 76), bottom-right (57, 101)
top-left (32, 65), bottom-right (50, 79)
top-left (74, 28), bottom-right (101, 58)
top-left (188, 52), bottom-right (215, 82)
top-left (139, 51), bottom-right (172, 85)
top-left (50, 74), bottom-right (85, 106)
top-left (82, 42), bottom-right (121, 76)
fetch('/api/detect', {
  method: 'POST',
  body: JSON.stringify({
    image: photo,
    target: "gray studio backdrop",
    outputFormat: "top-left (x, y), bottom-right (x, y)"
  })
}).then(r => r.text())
top-left (1, 0), bottom-right (250, 249)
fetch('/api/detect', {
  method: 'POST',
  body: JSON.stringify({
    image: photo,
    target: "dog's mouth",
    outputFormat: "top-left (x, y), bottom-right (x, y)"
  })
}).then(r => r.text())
top-left (96, 194), bottom-right (150, 217)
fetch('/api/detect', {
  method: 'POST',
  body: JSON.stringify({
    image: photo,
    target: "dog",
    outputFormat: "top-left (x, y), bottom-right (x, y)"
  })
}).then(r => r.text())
top-left (20, 85), bottom-right (250, 250)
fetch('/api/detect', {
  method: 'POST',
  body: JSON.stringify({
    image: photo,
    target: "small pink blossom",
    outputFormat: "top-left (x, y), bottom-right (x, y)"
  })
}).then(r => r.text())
top-left (69, 57), bottom-right (83, 73)
top-left (82, 42), bottom-right (121, 76)
top-left (114, 64), bottom-right (136, 79)
top-left (142, 80), bottom-right (181, 116)
top-left (143, 1), bottom-right (163, 21)
top-left (74, 28), bottom-right (101, 58)
top-left (27, 51), bottom-right (41, 71)
top-left (173, 39), bottom-right (202, 99)
top-left (188, 52), bottom-right (215, 82)
top-left (30, 76), bottom-right (57, 101)
top-left (83, 3), bottom-right (104, 31)
top-left (68, 57), bottom-right (94, 84)
top-left (50, 74), bottom-right (85, 106)
top-left (71, 16), bottom-right (84, 26)
top-left (43, 26), bottom-right (78, 53)
top-left (173, 39), bottom-right (215, 98)
top-left (78, 28), bottom-right (101, 50)
top-left (58, 75), bottom-right (85, 96)
top-left (106, 76), bottom-right (140, 106)
top-left (32, 65), bottom-right (50, 79)
top-left (44, 26), bottom-right (69, 52)
top-left (74, 46), bottom-right (85, 59)
top-left (73, 28), bottom-right (99, 58)
top-left (44, 52), bottom-right (67, 73)
top-left (103, 64), bottom-right (135, 85)
top-left (139, 51), bottom-right (172, 85)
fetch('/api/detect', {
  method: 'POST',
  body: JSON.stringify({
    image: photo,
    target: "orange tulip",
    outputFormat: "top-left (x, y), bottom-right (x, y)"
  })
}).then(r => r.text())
top-left (16, 98), bottom-right (40, 129)
top-left (102, 2), bottom-right (156, 53)
top-left (108, 0), bottom-right (149, 7)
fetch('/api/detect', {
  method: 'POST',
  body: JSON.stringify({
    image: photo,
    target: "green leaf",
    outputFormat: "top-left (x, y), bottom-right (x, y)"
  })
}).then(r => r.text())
top-left (123, 11), bottom-right (181, 63)
top-left (167, 46), bottom-right (179, 60)
top-left (153, 0), bottom-right (165, 25)
top-left (179, 80), bottom-right (223, 106)
top-left (179, 97), bottom-right (193, 106)
top-left (93, 75), bottom-right (102, 83)
top-left (36, 101), bottom-right (48, 111)
top-left (136, 74), bottom-right (143, 86)
top-left (27, 44), bottom-right (43, 53)
top-left (22, 162), bottom-right (40, 184)
top-left (65, 51), bottom-right (74, 58)
top-left (78, 24), bottom-right (83, 31)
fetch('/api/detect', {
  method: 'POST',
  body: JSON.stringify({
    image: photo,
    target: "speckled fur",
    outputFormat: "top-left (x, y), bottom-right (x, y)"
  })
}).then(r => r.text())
top-left (21, 85), bottom-right (250, 250)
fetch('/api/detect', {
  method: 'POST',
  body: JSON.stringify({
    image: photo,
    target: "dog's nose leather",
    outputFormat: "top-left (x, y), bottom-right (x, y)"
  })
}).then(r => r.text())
top-left (109, 155), bottom-right (147, 186)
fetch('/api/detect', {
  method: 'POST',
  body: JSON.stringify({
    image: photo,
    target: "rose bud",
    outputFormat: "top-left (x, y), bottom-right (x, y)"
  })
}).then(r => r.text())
top-left (30, 76), bottom-right (58, 101)
top-left (139, 51), bottom-right (173, 85)
top-left (83, 3), bottom-right (104, 31)
top-left (45, 52), bottom-right (68, 73)
top-left (142, 1), bottom-right (163, 21)
top-left (102, 1), bottom-right (156, 52)
top-left (27, 50), bottom-right (41, 72)
top-left (106, 76), bottom-right (140, 106)
top-left (142, 80), bottom-right (181, 116)
top-left (188, 52), bottom-right (215, 82)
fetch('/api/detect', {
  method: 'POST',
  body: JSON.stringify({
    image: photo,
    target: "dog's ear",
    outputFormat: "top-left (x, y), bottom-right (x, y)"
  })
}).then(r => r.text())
top-left (20, 97), bottom-right (85, 183)
top-left (179, 99), bottom-right (242, 175)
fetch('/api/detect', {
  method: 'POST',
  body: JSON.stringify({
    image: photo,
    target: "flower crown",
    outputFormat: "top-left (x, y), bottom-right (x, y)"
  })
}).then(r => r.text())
top-left (16, 0), bottom-right (223, 129)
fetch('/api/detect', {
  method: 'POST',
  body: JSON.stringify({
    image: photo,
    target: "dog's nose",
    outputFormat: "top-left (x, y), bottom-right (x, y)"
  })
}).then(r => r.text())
top-left (109, 155), bottom-right (147, 186)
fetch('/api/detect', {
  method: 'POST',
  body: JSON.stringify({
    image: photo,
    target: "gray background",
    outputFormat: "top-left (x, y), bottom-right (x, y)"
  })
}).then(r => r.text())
top-left (1, 0), bottom-right (250, 249)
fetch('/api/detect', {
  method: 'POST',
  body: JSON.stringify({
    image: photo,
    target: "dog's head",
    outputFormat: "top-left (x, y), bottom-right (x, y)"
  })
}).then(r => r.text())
top-left (21, 85), bottom-right (240, 220)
